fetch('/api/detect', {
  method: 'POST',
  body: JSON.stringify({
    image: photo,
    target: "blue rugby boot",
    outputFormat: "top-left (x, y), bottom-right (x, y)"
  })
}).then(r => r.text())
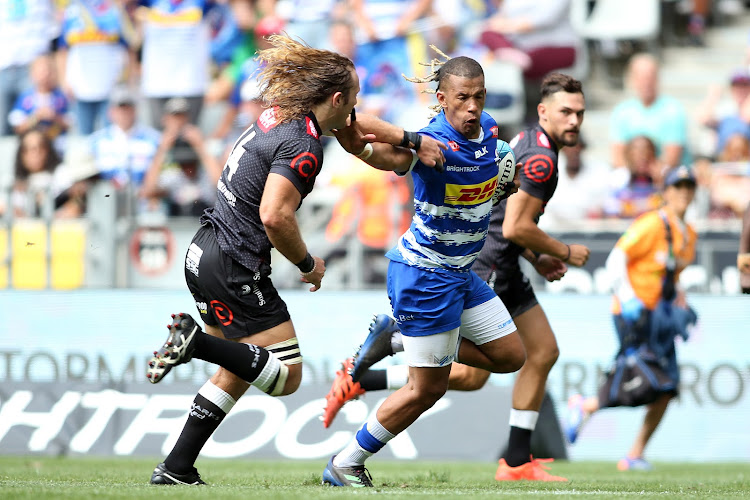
top-left (147, 313), bottom-right (201, 384)
top-left (321, 456), bottom-right (373, 487)
top-left (350, 314), bottom-right (399, 382)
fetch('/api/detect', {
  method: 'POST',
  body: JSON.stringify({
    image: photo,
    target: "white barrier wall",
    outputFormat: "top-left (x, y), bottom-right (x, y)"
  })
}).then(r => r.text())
top-left (1, 290), bottom-right (748, 462)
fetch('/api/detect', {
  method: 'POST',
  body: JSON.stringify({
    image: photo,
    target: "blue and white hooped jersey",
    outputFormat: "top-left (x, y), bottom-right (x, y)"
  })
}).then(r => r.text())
top-left (386, 111), bottom-right (500, 272)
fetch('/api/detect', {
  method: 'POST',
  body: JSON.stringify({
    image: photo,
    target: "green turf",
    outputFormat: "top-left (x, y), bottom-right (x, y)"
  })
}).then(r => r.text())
top-left (0, 456), bottom-right (748, 499)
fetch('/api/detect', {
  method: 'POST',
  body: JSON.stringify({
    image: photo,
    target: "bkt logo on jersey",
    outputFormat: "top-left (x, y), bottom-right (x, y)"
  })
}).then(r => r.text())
top-left (474, 146), bottom-right (489, 159)
top-left (444, 176), bottom-right (498, 205)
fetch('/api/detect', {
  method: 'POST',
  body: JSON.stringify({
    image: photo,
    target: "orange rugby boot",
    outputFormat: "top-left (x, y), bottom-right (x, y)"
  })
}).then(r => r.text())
top-left (321, 357), bottom-right (365, 428)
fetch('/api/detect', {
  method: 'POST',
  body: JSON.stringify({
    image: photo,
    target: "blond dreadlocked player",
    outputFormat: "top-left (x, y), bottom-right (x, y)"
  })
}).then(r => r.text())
top-left (321, 51), bottom-right (526, 488)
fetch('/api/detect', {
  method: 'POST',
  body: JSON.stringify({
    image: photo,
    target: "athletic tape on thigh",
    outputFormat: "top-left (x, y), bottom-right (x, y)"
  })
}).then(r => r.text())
top-left (266, 337), bottom-right (303, 365)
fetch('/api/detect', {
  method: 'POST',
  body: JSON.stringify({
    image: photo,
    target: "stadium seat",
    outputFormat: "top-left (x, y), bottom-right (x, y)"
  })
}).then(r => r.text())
top-left (11, 219), bottom-right (47, 289)
top-left (50, 220), bottom-right (87, 289)
top-left (569, 0), bottom-right (661, 45)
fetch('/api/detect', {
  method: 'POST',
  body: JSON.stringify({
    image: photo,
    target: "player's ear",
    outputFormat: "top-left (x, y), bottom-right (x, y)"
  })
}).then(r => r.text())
top-left (436, 90), bottom-right (448, 109)
top-left (537, 102), bottom-right (546, 122)
top-left (331, 91), bottom-right (344, 109)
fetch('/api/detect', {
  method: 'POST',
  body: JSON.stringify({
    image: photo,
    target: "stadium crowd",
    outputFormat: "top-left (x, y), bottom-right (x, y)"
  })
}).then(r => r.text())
top-left (1, 0), bottom-right (749, 235)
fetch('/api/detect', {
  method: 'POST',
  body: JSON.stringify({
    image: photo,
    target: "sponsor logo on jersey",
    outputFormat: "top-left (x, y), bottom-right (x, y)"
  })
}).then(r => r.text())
top-left (444, 176), bottom-right (498, 205)
top-left (448, 141), bottom-right (460, 152)
top-left (490, 126), bottom-right (499, 138)
top-left (290, 152), bottom-right (320, 179)
top-left (536, 131), bottom-right (551, 149)
top-left (257, 107), bottom-right (280, 132)
top-left (523, 154), bottom-right (555, 183)
top-left (210, 300), bottom-right (234, 326)
top-left (474, 146), bottom-right (489, 159)
top-left (305, 116), bottom-right (318, 139)
top-left (185, 243), bottom-right (202, 277)
top-left (509, 132), bottom-right (523, 148)
top-left (195, 301), bottom-right (207, 314)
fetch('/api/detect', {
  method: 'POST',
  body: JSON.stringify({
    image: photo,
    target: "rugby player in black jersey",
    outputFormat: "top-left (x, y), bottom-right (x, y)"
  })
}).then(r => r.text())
top-left (144, 34), bottom-right (446, 485)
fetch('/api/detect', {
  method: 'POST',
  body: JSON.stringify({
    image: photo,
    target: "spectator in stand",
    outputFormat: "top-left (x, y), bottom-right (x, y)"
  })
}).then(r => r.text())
top-left (610, 53), bottom-right (689, 169)
top-left (90, 85), bottom-right (161, 191)
top-left (9, 128), bottom-right (61, 217)
top-left (686, 0), bottom-right (711, 47)
top-left (478, 0), bottom-right (580, 81)
top-left (539, 136), bottom-right (608, 229)
top-left (278, 0), bottom-right (342, 49)
top-left (52, 142), bottom-right (103, 218)
top-left (349, 0), bottom-right (432, 122)
top-left (140, 97), bottom-right (221, 214)
top-left (136, 0), bottom-right (216, 127)
top-left (141, 138), bottom-right (219, 216)
top-left (209, 14), bottom-right (283, 144)
top-left (57, 0), bottom-right (137, 135)
top-left (8, 54), bottom-right (70, 141)
top-left (204, 1), bottom-right (277, 104)
top-left (0, 0), bottom-right (56, 136)
top-left (697, 68), bottom-right (750, 159)
top-left (717, 133), bottom-right (750, 163)
top-left (604, 136), bottom-right (663, 219)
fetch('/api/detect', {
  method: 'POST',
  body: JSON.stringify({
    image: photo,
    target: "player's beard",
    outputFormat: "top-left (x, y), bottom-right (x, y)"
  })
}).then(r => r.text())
top-left (558, 130), bottom-right (579, 148)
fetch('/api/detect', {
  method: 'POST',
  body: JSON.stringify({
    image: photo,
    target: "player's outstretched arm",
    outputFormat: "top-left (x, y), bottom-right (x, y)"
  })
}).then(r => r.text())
top-left (348, 111), bottom-right (446, 170)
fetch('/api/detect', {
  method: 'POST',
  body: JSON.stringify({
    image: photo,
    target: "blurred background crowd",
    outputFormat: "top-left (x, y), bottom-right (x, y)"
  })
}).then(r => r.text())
top-left (2, 0), bottom-right (750, 289)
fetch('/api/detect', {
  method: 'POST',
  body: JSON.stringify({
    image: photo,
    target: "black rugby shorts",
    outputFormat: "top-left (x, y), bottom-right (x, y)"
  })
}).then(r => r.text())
top-left (184, 224), bottom-right (291, 339)
top-left (488, 266), bottom-right (538, 319)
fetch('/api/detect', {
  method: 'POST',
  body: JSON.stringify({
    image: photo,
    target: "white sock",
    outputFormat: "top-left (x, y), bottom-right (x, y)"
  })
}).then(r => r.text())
top-left (333, 439), bottom-right (372, 468)
top-left (334, 415), bottom-right (396, 467)
top-left (386, 365), bottom-right (409, 390)
top-left (198, 380), bottom-right (236, 413)
top-left (509, 409), bottom-right (539, 431)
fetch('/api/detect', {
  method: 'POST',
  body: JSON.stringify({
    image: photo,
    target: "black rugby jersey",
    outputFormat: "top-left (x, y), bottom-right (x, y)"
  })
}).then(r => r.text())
top-left (201, 108), bottom-right (324, 272)
top-left (473, 123), bottom-right (560, 279)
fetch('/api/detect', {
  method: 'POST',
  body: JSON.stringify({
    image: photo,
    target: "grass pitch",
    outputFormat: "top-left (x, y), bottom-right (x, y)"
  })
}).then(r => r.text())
top-left (0, 456), bottom-right (748, 499)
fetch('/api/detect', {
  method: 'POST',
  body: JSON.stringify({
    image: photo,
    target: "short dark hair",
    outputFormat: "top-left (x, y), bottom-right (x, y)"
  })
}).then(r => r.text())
top-left (540, 73), bottom-right (583, 101)
top-left (437, 56), bottom-right (484, 90)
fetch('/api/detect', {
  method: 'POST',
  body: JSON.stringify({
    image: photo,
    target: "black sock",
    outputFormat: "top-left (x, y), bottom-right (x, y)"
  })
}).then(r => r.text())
top-left (504, 426), bottom-right (532, 467)
top-left (193, 334), bottom-right (271, 383)
top-left (165, 394), bottom-right (226, 474)
top-left (358, 369), bottom-right (388, 391)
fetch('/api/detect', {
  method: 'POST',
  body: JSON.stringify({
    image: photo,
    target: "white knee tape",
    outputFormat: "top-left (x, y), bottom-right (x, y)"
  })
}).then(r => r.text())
top-left (269, 363), bottom-right (289, 397)
top-left (266, 337), bottom-right (303, 365)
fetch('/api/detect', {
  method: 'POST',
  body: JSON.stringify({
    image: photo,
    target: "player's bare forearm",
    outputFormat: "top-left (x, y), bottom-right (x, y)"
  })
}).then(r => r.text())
top-left (354, 112), bottom-right (405, 144)
top-left (354, 112), bottom-right (446, 168)
top-left (362, 143), bottom-right (415, 174)
top-left (505, 219), bottom-right (568, 259)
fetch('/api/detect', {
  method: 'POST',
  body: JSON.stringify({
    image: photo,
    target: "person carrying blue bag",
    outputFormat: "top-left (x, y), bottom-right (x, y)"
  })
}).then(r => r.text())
top-left (563, 165), bottom-right (699, 471)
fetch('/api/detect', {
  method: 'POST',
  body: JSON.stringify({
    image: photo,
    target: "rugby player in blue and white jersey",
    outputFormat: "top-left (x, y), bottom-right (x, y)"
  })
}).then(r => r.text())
top-left (322, 55), bottom-right (526, 488)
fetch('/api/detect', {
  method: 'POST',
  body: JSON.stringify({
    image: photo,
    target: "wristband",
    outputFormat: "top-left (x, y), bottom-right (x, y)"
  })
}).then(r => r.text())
top-left (296, 252), bottom-right (315, 274)
top-left (356, 142), bottom-right (373, 160)
top-left (563, 244), bottom-right (571, 263)
top-left (400, 131), bottom-right (422, 151)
